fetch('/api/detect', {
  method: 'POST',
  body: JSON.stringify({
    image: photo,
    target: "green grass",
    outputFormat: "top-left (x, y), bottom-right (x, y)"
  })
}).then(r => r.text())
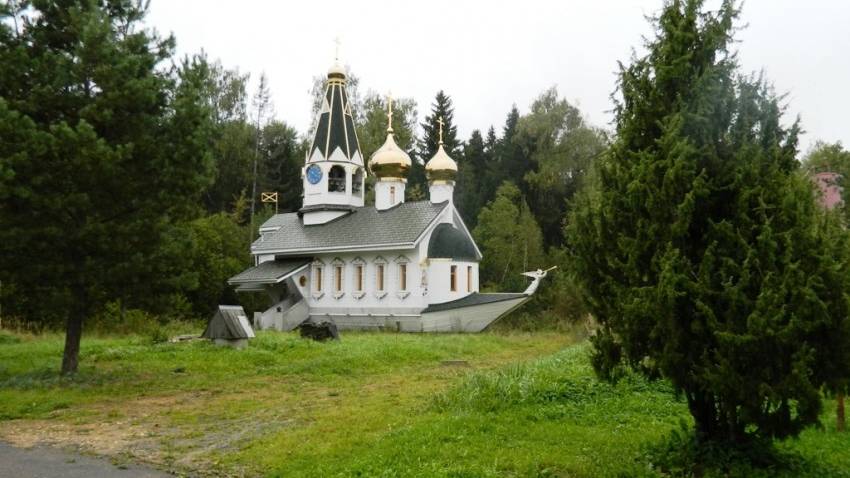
top-left (1, 330), bottom-right (848, 477)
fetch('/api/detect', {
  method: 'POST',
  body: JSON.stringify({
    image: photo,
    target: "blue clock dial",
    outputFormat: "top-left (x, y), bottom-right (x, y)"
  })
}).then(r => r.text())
top-left (306, 164), bottom-right (323, 185)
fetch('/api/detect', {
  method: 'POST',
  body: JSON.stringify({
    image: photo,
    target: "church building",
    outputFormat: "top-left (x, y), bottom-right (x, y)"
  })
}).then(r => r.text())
top-left (228, 62), bottom-right (548, 332)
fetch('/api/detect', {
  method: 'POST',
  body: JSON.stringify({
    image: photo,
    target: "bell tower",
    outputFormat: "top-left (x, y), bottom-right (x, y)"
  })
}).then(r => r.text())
top-left (301, 60), bottom-right (366, 225)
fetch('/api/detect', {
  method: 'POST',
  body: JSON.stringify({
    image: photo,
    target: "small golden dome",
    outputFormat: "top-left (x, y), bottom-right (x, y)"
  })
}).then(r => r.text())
top-left (327, 62), bottom-right (346, 81)
top-left (425, 144), bottom-right (457, 182)
top-left (370, 133), bottom-right (411, 179)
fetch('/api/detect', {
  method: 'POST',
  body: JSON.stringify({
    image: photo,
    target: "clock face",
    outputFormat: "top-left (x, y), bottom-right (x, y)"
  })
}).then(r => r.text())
top-left (306, 164), bottom-right (323, 185)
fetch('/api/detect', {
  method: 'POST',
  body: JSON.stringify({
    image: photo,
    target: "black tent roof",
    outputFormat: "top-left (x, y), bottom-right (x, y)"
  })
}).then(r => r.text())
top-left (309, 74), bottom-right (360, 161)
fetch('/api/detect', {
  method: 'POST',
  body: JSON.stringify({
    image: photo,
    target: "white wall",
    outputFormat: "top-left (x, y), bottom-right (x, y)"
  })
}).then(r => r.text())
top-left (302, 161), bottom-right (365, 210)
top-left (429, 181), bottom-right (454, 205)
top-left (302, 249), bottom-right (427, 314)
top-left (374, 179), bottom-right (406, 210)
top-left (426, 260), bottom-right (479, 305)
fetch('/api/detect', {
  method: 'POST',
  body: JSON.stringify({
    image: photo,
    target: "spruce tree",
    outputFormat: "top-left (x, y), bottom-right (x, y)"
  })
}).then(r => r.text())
top-left (0, 1), bottom-right (214, 373)
top-left (568, 0), bottom-right (850, 443)
top-left (456, 129), bottom-right (486, 226)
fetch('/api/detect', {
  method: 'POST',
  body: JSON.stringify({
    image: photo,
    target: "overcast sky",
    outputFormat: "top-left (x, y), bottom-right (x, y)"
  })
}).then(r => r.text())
top-left (144, 0), bottom-right (849, 155)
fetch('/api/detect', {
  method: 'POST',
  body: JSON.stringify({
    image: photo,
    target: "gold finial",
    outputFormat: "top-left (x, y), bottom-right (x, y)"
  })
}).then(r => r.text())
top-left (437, 116), bottom-right (445, 146)
top-left (386, 92), bottom-right (394, 134)
top-left (333, 36), bottom-right (341, 62)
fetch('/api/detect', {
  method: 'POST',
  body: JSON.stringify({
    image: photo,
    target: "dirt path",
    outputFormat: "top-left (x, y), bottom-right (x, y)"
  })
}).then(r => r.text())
top-left (0, 442), bottom-right (172, 478)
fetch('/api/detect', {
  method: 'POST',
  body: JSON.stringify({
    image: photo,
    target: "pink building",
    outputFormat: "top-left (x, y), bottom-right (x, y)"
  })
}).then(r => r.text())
top-left (813, 171), bottom-right (843, 210)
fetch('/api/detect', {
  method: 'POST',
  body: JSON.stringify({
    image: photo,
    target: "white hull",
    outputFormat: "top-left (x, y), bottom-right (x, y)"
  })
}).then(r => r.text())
top-left (246, 269), bottom-right (554, 334)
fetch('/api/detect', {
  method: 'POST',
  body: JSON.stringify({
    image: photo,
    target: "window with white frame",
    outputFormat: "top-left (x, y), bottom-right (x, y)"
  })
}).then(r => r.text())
top-left (332, 258), bottom-right (345, 299)
top-left (395, 255), bottom-right (410, 299)
top-left (450, 265), bottom-right (458, 292)
top-left (312, 259), bottom-right (325, 298)
top-left (467, 265), bottom-right (472, 292)
top-left (352, 257), bottom-right (366, 299)
top-left (374, 256), bottom-right (387, 298)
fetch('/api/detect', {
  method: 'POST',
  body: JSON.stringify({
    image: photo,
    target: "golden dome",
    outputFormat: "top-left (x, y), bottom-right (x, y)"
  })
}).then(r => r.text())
top-left (425, 144), bottom-right (457, 182)
top-left (327, 62), bottom-right (346, 81)
top-left (370, 133), bottom-right (411, 179)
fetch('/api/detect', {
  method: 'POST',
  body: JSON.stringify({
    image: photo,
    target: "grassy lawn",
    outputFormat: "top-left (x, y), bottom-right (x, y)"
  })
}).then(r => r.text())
top-left (1, 329), bottom-right (848, 477)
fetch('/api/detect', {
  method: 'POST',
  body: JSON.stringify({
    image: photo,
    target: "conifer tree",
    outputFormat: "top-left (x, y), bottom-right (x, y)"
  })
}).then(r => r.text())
top-left (457, 130), bottom-right (487, 226)
top-left (568, 0), bottom-right (850, 443)
top-left (259, 120), bottom-right (303, 212)
top-left (0, 1), bottom-right (214, 373)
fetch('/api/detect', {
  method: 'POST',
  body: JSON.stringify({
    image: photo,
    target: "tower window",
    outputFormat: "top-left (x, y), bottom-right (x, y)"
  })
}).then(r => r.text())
top-left (450, 265), bottom-right (457, 292)
top-left (352, 168), bottom-right (363, 195)
top-left (467, 265), bottom-right (472, 292)
top-left (390, 186), bottom-right (396, 204)
top-left (328, 165), bottom-right (346, 192)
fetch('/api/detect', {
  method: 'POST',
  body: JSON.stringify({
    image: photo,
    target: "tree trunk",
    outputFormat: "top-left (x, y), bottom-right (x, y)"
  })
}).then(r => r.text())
top-left (61, 312), bottom-right (83, 375)
top-left (688, 391), bottom-right (722, 443)
top-left (838, 392), bottom-right (846, 432)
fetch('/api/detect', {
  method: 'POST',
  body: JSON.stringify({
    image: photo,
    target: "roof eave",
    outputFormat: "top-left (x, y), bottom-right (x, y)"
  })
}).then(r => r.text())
top-left (251, 242), bottom-right (418, 256)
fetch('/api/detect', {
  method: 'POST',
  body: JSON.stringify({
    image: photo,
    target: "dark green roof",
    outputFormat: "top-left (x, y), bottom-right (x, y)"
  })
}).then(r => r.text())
top-left (253, 201), bottom-right (448, 254)
top-left (310, 76), bottom-right (360, 161)
top-left (228, 258), bottom-right (310, 284)
top-left (427, 223), bottom-right (478, 261)
top-left (422, 293), bottom-right (528, 313)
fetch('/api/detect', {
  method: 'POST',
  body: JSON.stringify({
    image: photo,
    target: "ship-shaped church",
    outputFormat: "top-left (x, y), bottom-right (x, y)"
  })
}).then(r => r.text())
top-left (228, 62), bottom-right (549, 332)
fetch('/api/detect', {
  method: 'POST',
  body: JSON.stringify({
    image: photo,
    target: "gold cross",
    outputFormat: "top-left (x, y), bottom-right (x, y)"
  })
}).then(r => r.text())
top-left (386, 92), bottom-right (394, 133)
top-left (333, 36), bottom-right (341, 62)
top-left (437, 116), bottom-right (445, 146)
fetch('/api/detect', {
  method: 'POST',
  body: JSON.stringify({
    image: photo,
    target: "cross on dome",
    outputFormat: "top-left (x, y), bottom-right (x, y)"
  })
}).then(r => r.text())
top-left (386, 92), bottom-right (394, 134)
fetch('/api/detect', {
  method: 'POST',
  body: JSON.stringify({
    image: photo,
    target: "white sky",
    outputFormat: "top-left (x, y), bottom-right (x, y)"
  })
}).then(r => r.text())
top-left (145, 0), bottom-right (850, 155)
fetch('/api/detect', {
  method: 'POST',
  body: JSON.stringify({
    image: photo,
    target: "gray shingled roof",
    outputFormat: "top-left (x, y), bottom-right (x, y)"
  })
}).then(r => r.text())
top-left (252, 201), bottom-right (448, 253)
top-left (422, 293), bottom-right (528, 313)
top-left (228, 258), bottom-right (310, 284)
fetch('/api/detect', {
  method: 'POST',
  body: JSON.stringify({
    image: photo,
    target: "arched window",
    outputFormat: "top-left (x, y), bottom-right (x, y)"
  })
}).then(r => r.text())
top-left (352, 168), bottom-right (363, 195)
top-left (328, 165), bottom-right (346, 192)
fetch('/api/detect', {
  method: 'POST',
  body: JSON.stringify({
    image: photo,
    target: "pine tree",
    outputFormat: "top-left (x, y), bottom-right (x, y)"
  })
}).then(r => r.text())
top-left (0, 1), bottom-right (214, 373)
top-left (567, 0), bottom-right (850, 443)
top-left (259, 120), bottom-right (302, 212)
top-left (456, 130), bottom-right (487, 226)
